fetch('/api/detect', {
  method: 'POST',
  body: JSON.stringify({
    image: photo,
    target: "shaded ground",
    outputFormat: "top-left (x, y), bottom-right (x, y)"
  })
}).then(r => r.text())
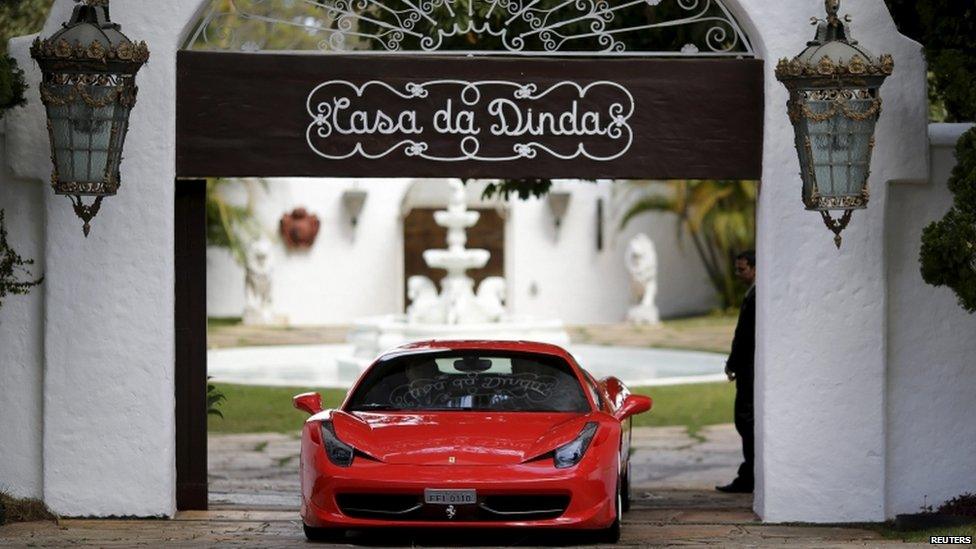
top-left (0, 509), bottom-right (899, 548)
top-left (207, 315), bottom-right (737, 354)
top-left (0, 424), bottom-right (905, 547)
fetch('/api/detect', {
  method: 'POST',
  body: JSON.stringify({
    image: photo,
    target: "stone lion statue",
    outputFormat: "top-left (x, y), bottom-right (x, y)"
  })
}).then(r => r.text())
top-left (625, 233), bottom-right (660, 324)
top-left (243, 237), bottom-right (276, 325)
top-left (476, 276), bottom-right (507, 322)
top-left (406, 275), bottom-right (444, 324)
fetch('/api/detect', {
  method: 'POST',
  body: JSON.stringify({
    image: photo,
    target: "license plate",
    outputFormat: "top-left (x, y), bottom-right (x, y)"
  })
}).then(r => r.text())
top-left (424, 489), bottom-right (476, 505)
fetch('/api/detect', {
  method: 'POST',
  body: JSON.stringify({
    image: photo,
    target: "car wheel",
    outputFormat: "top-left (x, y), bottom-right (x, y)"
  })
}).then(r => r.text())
top-left (621, 459), bottom-right (632, 513)
top-left (596, 476), bottom-right (622, 544)
top-left (303, 523), bottom-right (344, 542)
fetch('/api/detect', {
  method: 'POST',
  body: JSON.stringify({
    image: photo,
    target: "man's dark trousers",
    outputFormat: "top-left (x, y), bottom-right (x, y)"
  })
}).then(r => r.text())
top-left (734, 375), bottom-right (754, 487)
top-left (728, 286), bottom-right (755, 488)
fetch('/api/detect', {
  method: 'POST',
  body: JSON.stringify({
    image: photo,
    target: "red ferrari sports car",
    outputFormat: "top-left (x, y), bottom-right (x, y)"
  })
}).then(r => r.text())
top-left (293, 340), bottom-right (652, 543)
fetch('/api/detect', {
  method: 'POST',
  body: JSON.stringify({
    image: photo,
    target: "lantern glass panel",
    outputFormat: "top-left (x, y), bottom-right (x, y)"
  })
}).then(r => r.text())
top-left (50, 104), bottom-right (73, 179)
top-left (51, 103), bottom-right (70, 149)
top-left (109, 101), bottom-right (133, 179)
top-left (801, 88), bottom-right (878, 208)
top-left (44, 78), bottom-right (133, 193)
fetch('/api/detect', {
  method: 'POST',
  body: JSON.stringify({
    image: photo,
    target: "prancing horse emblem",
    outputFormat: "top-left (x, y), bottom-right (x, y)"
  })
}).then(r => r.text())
top-left (445, 505), bottom-right (457, 519)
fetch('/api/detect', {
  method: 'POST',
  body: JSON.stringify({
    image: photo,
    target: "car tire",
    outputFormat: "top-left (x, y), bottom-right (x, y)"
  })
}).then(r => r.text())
top-left (621, 459), bottom-right (632, 513)
top-left (303, 523), bottom-right (344, 542)
top-left (596, 476), bottom-right (622, 544)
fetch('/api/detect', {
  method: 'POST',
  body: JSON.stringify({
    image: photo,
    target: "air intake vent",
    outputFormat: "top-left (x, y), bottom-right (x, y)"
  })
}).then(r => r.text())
top-left (336, 494), bottom-right (422, 518)
top-left (479, 495), bottom-right (570, 519)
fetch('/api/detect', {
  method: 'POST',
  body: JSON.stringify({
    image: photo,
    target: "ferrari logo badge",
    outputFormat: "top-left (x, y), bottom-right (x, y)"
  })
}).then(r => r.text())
top-left (448, 456), bottom-right (456, 464)
top-left (446, 505), bottom-right (456, 519)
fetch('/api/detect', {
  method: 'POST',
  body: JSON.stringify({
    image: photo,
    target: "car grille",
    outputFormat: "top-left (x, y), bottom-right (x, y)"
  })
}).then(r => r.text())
top-left (335, 493), bottom-right (570, 521)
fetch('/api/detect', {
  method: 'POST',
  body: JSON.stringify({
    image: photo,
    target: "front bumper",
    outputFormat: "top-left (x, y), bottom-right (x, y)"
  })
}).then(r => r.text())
top-left (300, 441), bottom-right (617, 529)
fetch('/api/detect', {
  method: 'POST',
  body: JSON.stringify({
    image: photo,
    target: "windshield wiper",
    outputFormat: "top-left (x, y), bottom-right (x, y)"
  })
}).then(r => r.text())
top-left (350, 404), bottom-right (403, 411)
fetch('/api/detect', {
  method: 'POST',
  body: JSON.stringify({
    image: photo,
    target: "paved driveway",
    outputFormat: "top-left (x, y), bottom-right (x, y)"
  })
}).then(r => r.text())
top-left (1, 424), bottom-right (907, 547)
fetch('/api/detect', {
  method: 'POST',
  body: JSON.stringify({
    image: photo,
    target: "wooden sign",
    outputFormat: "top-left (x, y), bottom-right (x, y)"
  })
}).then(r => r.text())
top-left (177, 52), bottom-right (763, 179)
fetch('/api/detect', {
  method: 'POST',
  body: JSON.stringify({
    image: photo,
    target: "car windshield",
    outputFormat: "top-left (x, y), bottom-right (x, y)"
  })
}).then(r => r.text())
top-left (345, 351), bottom-right (591, 413)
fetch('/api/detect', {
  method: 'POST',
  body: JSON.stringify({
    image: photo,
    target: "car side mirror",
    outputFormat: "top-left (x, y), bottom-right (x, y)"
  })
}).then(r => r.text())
top-left (600, 376), bottom-right (626, 408)
top-left (614, 394), bottom-right (652, 421)
top-left (293, 392), bottom-right (323, 415)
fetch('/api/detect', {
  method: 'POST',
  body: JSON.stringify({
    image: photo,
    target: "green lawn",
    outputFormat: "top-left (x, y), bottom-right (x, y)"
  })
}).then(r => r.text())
top-left (876, 524), bottom-right (976, 543)
top-left (209, 384), bottom-right (348, 434)
top-left (629, 382), bottom-right (735, 436)
top-left (208, 381), bottom-right (735, 436)
top-left (207, 316), bottom-right (242, 329)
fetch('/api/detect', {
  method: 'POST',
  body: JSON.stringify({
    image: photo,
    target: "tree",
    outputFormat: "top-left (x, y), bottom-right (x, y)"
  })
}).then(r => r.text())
top-left (0, 0), bottom-right (52, 119)
top-left (919, 130), bottom-right (976, 312)
top-left (0, 55), bottom-right (26, 119)
top-left (0, 0), bottom-right (53, 56)
top-left (619, 180), bottom-right (756, 309)
top-left (206, 178), bottom-right (266, 265)
top-left (0, 1), bottom-right (54, 308)
top-left (0, 210), bottom-right (43, 310)
top-left (885, 0), bottom-right (976, 123)
top-left (886, 1), bottom-right (976, 313)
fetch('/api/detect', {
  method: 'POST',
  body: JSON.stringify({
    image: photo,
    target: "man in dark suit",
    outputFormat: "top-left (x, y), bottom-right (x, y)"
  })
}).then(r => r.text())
top-left (717, 250), bottom-right (756, 493)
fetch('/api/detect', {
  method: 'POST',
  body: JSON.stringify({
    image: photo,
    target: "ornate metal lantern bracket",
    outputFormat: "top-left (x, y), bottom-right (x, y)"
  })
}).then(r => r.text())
top-left (69, 195), bottom-right (104, 237)
top-left (820, 209), bottom-right (853, 248)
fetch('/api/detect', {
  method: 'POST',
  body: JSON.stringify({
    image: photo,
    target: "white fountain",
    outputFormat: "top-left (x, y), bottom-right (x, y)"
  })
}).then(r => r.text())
top-left (338, 180), bottom-right (570, 370)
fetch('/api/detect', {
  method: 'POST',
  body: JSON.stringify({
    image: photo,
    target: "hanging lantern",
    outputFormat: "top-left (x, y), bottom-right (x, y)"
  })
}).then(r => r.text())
top-left (30, 0), bottom-right (149, 237)
top-left (775, 0), bottom-right (893, 248)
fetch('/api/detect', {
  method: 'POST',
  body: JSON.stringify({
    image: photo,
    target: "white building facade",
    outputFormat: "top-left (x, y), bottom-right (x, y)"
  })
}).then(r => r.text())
top-left (0, 0), bottom-right (973, 524)
top-left (207, 178), bottom-right (717, 325)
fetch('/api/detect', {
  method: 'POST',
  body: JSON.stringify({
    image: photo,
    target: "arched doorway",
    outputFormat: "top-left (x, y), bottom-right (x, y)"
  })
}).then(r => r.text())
top-left (175, 0), bottom-right (764, 510)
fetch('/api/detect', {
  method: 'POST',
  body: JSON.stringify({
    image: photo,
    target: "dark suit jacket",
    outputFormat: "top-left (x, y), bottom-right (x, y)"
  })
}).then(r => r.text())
top-left (727, 286), bottom-right (755, 393)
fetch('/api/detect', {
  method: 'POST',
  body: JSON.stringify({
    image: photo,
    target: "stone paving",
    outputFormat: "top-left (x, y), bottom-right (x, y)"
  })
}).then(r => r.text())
top-left (208, 324), bottom-right (350, 349)
top-left (0, 424), bottom-right (910, 547)
top-left (565, 321), bottom-right (736, 355)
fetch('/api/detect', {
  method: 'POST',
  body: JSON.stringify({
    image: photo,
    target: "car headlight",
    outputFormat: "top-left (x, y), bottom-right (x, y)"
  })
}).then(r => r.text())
top-left (320, 421), bottom-right (355, 467)
top-left (553, 422), bottom-right (598, 469)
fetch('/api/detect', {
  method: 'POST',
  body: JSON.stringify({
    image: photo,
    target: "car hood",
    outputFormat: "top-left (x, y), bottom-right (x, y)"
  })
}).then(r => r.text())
top-left (331, 411), bottom-right (595, 465)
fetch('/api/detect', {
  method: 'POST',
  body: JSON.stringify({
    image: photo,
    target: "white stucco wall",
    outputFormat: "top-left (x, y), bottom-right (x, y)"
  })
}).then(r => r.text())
top-left (885, 123), bottom-right (976, 516)
top-left (207, 178), bottom-right (414, 323)
top-left (3, 0), bottom-right (209, 517)
top-left (2, 0), bottom-right (957, 524)
top-left (206, 246), bottom-right (245, 318)
top-left (507, 180), bottom-right (717, 323)
top-left (727, 0), bottom-right (930, 522)
top-left (0, 122), bottom-right (46, 500)
top-left (205, 178), bottom-right (717, 325)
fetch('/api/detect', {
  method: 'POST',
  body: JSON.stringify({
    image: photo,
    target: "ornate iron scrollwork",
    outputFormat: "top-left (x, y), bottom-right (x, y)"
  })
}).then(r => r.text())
top-left (185, 0), bottom-right (754, 57)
